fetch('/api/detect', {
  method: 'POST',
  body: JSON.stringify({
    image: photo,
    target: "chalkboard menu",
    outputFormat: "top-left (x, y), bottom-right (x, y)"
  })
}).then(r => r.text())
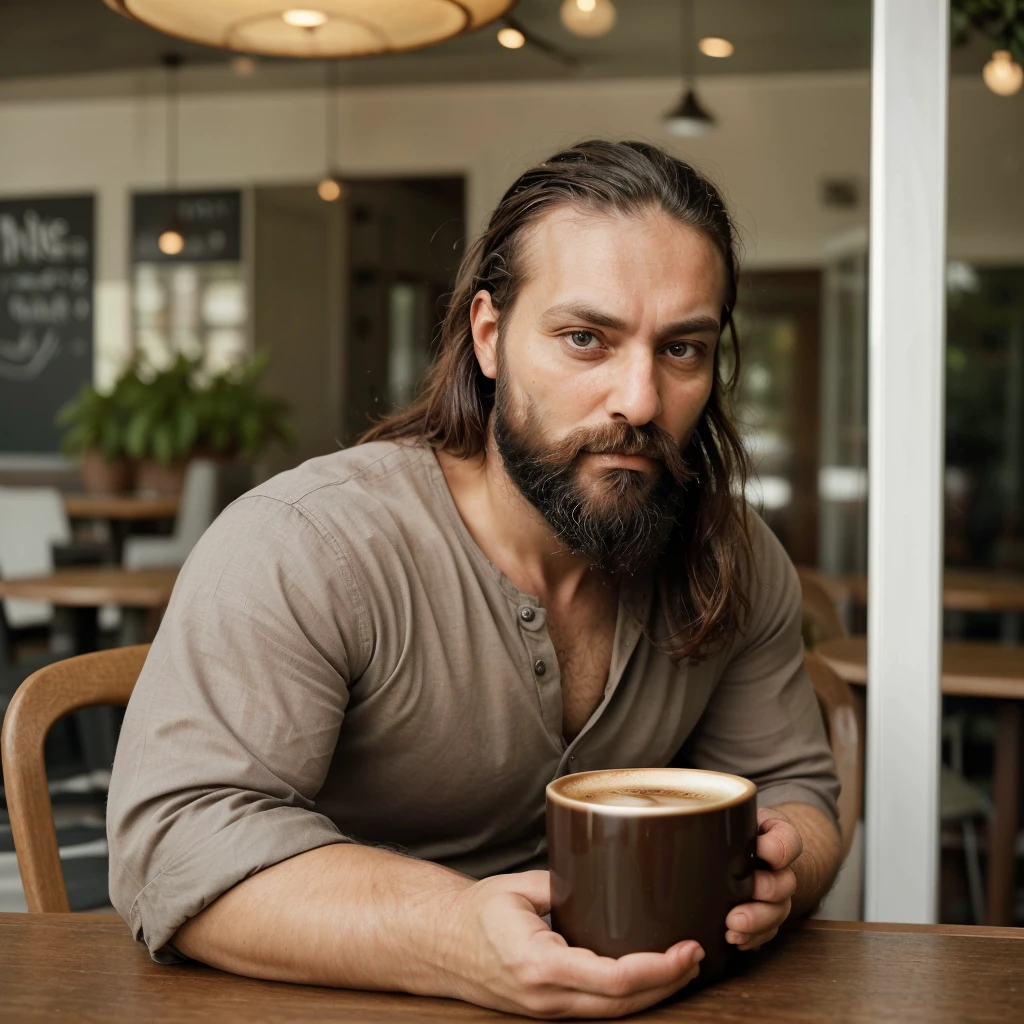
top-left (133, 190), bottom-right (242, 262)
top-left (0, 195), bottom-right (94, 454)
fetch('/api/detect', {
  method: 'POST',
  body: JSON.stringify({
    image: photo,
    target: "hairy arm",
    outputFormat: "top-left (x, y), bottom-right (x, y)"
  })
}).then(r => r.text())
top-left (173, 843), bottom-right (704, 1019)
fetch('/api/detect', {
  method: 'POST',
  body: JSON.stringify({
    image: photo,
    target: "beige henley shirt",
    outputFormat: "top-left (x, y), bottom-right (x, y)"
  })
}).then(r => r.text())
top-left (106, 440), bottom-right (839, 959)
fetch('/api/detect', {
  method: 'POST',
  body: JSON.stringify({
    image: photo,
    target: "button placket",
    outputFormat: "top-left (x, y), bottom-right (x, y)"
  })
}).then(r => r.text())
top-left (515, 601), bottom-right (562, 741)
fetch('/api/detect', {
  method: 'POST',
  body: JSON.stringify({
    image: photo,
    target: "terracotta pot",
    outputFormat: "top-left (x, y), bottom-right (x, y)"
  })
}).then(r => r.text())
top-left (79, 450), bottom-right (133, 495)
top-left (134, 459), bottom-right (187, 495)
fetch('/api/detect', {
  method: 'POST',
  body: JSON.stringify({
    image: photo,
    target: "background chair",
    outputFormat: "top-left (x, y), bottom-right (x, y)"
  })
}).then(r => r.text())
top-left (1, 645), bottom-right (148, 912)
top-left (796, 566), bottom-right (851, 648)
top-left (123, 460), bottom-right (219, 570)
top-left (0, 487), bottom-right (72, 640)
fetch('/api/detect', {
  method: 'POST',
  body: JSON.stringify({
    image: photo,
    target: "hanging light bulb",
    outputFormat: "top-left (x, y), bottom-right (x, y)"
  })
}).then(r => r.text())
top-left (157, 229), bottom-right (185, 255)
top-left (560, 0), bottom-right (616, 39)
top-left (318, 60), bottom-right (344, 202)
top-left (497, 26), bottom-right (526, 49)
top-left (159, 54), bottom-right (187, 257)
top-left (663, 0), bottom-right (716, 136)
top-left (982, 50), bottom-right (1023, 96)
top-left (282, 9), bottom-right (328, 29)
top-left (698, 37), bottom-right (733, 58)
top-left (317, 178), bottom-right (343, 202)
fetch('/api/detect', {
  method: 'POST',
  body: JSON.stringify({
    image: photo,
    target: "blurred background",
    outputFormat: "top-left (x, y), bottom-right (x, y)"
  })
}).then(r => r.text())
top-left (0, 1), bottom-right (1021, 926)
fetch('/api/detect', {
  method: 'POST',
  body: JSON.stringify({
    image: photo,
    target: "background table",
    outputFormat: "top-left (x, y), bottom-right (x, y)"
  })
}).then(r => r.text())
top-left (1, 914), bottom-right (1021, 1022)
top-left (814, 636), bottom-right (1024, 927)
top-left (842, 570), bottom-right (1024, 612)
top-left (63, 494), bottom-right (180, 521)
top-left (63, 493), bottom-right (179, 562)
top-left (0, 567), bottom-right (177, 650)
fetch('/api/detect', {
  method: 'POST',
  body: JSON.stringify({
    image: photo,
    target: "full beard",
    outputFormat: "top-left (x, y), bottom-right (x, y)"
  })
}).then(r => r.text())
top-left (491, 372), bottom-right (695, 576)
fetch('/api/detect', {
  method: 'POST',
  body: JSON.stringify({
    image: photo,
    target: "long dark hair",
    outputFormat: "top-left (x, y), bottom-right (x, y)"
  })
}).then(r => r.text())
top-left (361, 140), bottom-right (753, 661)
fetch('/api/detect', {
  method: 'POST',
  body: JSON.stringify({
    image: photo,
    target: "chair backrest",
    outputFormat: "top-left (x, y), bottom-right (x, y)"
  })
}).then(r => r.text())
top-left (123, 460), bottom-right (220, 570)
top-left (796, 566), bottom-right (850, 648)
top-left (0, 487), bottom-right (71, 628)
top-left (174, 459), bottom-right (220, 549)
top-left (0, 644), bottom-right (149, 912)
top-left (804, 650), bottom-right (862, 862)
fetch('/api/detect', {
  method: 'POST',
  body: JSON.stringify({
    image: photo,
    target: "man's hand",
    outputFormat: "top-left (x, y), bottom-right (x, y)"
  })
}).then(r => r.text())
top-left (445, 870), bottom-right (704, 1019)
top-left (725, 807), bottom-right (802, 951)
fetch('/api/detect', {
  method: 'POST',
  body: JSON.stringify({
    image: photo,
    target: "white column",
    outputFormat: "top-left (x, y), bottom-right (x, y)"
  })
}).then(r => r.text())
top-left (865, 0), bottom-right (949, 923)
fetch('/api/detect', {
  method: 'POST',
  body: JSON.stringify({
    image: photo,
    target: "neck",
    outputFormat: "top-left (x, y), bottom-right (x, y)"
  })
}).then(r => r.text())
top-left (436, 435), bottom-right (603, 604)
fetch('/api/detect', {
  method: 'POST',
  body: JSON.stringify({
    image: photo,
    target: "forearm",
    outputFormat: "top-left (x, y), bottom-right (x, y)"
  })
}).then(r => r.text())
top-left (772, 802), bottom-right (842, 917)
top-left (172, 843), bottom-right (474, 993)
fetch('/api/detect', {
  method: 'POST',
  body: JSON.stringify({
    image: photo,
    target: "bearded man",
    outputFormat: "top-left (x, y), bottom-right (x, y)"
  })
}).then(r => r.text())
top-left (107, 140), bottom-right (842, 1019)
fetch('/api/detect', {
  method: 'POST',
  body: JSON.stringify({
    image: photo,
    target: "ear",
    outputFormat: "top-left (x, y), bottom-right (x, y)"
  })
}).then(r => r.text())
top-left (470, 289), bottom-right (500, 381)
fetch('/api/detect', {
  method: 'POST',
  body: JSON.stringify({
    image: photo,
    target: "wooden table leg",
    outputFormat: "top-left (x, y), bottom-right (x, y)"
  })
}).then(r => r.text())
top-left (987, 701), bottom-right (1022, 926)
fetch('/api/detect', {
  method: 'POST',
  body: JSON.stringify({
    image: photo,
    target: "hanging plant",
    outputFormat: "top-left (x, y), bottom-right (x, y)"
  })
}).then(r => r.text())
top-left (952, 0), bottom-right (1024, 66)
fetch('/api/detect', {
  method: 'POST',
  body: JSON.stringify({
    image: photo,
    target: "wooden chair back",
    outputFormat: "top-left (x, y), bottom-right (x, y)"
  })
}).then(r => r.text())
top-left (0, 645), bottom-right (149, 912)
top-left (797, 566), bottom-right (850, 648)
top-left (804, 651), bottom-right (862, 861)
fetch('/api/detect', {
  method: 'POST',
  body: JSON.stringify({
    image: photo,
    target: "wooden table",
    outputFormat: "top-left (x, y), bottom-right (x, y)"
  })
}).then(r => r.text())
top-left (1, 914), bottom-right (1021, 1023)
top-left (63, 493), bottom-right (179, 562)
top-left (815, 636), bottom-right (1024, 927)
top-left (0, 567), bottom-right (178, 612)
top-left (0, 567), bottom-right (176, 656)
top-left (63, 493), bottom-right (180, 520)
top-left (843, 570), bottom-right (1024, 612)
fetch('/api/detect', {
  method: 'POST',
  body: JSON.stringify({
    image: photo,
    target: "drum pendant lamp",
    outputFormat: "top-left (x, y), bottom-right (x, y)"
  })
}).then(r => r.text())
top-left (103, 1), bottom-right (519, 59)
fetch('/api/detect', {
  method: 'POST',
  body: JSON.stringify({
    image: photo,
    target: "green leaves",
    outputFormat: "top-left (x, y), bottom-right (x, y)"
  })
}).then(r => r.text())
top-left (953, 0), bottom-right (1024, 64)
top-left (55, 350), bottom-right (295, 465)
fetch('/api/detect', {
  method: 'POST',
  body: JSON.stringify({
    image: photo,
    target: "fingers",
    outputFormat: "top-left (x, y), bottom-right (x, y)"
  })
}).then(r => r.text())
top-left (755, 810), bottom-right (803, 871)
top-left (543, 964), bottom-right (701, 1019)
top-left (725, 897), bottom-right (791, 949)
top-left (497, 870), bottom-right (553, 916)
top-left (752, 866), bottom-right (797, 904)
top-left (507, 945), bottom-right (702, 1020)
top-left (546, 940), bottom-right (704, 998)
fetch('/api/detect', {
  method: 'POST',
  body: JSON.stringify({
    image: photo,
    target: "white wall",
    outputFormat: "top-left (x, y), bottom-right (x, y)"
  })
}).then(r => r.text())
top-left (0, 70), bottom-right (1021, 378)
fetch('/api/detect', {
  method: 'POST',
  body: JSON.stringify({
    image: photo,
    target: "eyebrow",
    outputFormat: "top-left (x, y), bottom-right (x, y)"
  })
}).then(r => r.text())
top-left (537, 302), bottom-right (721, 341)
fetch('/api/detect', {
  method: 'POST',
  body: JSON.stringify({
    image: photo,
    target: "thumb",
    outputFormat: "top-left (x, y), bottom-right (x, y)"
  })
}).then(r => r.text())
top-left (500, 869), bottom-right (552, 915)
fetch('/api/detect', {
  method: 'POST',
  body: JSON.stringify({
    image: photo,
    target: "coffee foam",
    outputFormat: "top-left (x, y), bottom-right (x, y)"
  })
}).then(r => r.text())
top-left (548, 768), bottom-right (755, 815)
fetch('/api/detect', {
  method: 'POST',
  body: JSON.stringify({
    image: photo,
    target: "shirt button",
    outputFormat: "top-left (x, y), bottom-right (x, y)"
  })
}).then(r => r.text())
top-left (520, 606), bottom-right (535, 622)
top-left (534, 659), bottom-right (547, 676)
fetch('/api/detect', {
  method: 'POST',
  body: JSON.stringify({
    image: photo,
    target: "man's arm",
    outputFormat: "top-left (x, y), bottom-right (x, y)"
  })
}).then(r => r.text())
top-left (724, 802), bottom-right (842, 951)
top-left (174, 843), bottom-right (705, 1019)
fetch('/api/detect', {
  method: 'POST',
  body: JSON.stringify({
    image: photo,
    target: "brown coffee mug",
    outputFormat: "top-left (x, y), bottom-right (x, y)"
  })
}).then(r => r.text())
top-left (546, 767), bottom-right (758, 984)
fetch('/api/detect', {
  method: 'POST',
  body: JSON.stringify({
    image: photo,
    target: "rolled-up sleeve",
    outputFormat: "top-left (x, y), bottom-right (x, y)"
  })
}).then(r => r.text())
top-left (680, 519), bottom-right (841, 828)
top-left (106, 494), bottom-right (368, 961)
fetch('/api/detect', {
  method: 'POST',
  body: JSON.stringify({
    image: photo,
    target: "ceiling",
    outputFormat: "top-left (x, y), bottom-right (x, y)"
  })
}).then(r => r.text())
top-left (0, 1), bottom-right (999, 99)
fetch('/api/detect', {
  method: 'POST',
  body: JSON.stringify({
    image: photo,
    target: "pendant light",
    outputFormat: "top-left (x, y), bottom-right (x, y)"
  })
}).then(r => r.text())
top-left (157, 53), bottom-right (185, 256)
top-left (982, 49), bottom-right (1023, 96)
top-left (104, 1), bottom-right (517, 59)
top-left (663, 0), bottom-right (716, 137)
top-left (318, 60), bottom-right (343, 202)
top-left (559, 0), bottom-right (616, 39)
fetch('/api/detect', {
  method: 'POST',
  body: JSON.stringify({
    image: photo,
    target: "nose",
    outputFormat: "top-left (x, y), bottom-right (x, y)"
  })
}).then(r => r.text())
top-left (605, 348), bottom-right (662, 426)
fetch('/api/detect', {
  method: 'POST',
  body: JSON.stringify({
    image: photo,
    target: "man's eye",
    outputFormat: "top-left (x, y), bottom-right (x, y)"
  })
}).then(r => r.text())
top-left (666, 342), bottom-right (699, 359)
top-left (567, 330), bottom-right (598, 348)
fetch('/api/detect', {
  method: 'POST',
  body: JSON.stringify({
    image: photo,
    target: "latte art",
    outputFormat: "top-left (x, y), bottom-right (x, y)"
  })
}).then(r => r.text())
top-left (580, 788), bottom-right (719, 809)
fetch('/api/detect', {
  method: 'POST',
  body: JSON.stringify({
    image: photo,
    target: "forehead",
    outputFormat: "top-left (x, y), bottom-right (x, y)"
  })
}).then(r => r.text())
top-left (515, 205), bottom-right (726, 317)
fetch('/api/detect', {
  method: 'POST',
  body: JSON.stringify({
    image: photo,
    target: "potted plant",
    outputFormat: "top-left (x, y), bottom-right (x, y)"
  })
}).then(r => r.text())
top-left (121, 353), bottom-right (204, 495)
top-left (56, 383), bottom-right (133, 494)
top-left (194, 350), bottom-right (295, 460)
top-left (116, 351), bottom-right (294, 494)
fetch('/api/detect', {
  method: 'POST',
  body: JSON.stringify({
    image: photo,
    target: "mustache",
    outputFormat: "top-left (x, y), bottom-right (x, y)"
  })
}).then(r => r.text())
top-left (544, 422), bottom-right (694, 487)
